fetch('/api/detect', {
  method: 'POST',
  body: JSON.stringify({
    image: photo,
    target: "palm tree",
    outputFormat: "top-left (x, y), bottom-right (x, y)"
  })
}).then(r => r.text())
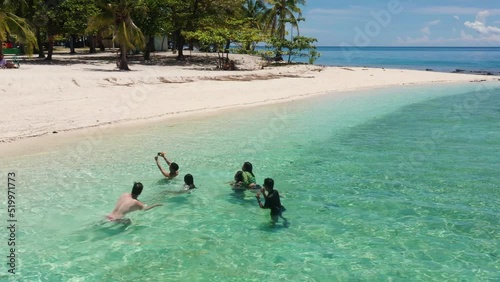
top-left (262, 0), bottom-right (304, 59)
top-left (241, 0), bottom-right (267, 51)
top-left (0, 0), bottom-right (37, 55)
top-left (242, 0), bottom-right (267, 29)
top-left (90, 0), bottom-right (145, 70)
top-left (263, 0), bottom-right (304, 39)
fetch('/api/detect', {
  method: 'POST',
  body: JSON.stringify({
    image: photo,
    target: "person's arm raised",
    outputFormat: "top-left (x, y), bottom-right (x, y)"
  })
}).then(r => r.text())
top-left (159, 152), bottom-right (172, 166)
top-left (163, 156), bottom-right (172, 166)
top-left (155, 156), bottom-right (171, 177)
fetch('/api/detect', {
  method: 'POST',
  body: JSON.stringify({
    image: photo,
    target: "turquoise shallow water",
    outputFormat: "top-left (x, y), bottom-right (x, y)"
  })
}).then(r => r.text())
top-left (1, 83), bottom-right (499, 281)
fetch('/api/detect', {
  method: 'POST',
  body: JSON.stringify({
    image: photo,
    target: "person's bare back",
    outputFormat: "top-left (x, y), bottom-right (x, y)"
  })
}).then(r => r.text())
top-left (107, 193), bottom-right (144, 221)
top-left (106, 183), bottom-right (162, 222)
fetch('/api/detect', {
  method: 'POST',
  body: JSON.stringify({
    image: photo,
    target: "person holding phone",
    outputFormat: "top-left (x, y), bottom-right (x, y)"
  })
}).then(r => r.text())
top-left (154, 151), bottom-right (179, 179)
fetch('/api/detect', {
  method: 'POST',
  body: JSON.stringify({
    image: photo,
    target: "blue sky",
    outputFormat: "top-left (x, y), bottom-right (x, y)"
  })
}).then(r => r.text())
top-left (298, 0), bottom-right (500, 46)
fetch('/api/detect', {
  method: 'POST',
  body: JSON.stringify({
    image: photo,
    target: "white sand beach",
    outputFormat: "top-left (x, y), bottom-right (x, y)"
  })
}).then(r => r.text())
top-left (0, 52), bottom-right (497, 156)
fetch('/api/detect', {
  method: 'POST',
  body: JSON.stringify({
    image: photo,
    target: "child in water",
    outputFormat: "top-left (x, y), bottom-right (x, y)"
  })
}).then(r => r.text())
top-left (165, 174), bottom-right (196, 195)
top-left (232, 162), bottom-right (261, 190)
top-left (183, 174), bottom-right (196, 191)
top-left (256, 178), bottom-right (287, 226)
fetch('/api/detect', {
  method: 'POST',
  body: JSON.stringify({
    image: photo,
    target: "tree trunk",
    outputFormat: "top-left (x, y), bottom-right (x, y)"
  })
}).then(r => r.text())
top-left (217, 52), bottom-right (222, 69)
top-left (89, 35), bottom-right (96, 53)
top-left (119, 45), bottom-right (129, 70)
top-left (45, 35), bottom-right (54, 60)
top-left (70, 35), bottom-right (76, 54)
top-left (144, 35), bottom-right (154, 61)
top-left (0, 40), bottom-right (3, 55)
top-left (150, 36), bottom-right (156, 53)
top-left (174, 29), bottom-right (185, 60)
top-left (36, 28), bottom-right (45, 58)
top-left (97, 32), bottom-right (105, 51)
top-left (275, 48), bottom-right (283, 62)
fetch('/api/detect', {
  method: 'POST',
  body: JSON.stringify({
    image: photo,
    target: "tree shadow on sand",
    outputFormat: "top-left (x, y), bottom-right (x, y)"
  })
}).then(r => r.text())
top-left (16, 53), bottom-right (258, 70)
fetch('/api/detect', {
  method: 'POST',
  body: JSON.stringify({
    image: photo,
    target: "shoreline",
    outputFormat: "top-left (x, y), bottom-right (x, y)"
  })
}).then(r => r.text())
top-left (1, 53), bottom-right (499, 157)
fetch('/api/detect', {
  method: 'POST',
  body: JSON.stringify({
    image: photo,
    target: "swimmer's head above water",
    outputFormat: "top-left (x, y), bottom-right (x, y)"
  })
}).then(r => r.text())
top-left (263, 178), bottom-right (274, 191)
top-left (131, 182), bottom-right (143, 199)
top-left (242, 162), bottom-right (254, 176)
top-left (234, 171), bottom-right (244, 183)
top-left (170, 162), bottom-right (179, 173)
top-left (184, 174), bottom-right (196, 189)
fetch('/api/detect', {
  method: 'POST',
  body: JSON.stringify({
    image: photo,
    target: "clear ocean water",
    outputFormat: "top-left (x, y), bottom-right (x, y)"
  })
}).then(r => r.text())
top-left (292, 46), bottom-right (500, 74)
top-left (1, 82), bottom-right (500, 281)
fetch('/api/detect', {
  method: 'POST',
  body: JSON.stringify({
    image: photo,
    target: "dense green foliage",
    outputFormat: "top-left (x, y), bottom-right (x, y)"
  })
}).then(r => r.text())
top-left (0, 0), bottom-right (36, 54)
top-left (1, 0), bottom-right (319, 68)
top-left (270, 35), bottom-right (319, 64)
top-left (90, 0), bottom-right (146, 69)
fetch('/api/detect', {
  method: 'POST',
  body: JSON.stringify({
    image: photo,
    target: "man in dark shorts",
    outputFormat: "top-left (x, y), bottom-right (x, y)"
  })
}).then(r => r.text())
top-left (256, 178), bottom-right (287, 225)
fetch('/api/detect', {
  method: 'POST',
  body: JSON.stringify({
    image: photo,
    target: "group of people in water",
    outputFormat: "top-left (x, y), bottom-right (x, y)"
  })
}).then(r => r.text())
top-left (107, 152), bottom-right (286, 225)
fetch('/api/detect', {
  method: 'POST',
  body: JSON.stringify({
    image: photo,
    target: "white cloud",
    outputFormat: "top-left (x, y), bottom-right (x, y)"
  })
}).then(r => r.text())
top-left (413, 6), bottom-right (500, 15)
top-left (464, 10), bottom-right (500, 35)
top-left (454, 15), bottom-right (460, 21)
top-left (397, 30), bottom-right (500, 46)
top-left (476, 10), bottom-right (490, 22)
top-left (464, 21), bottom-right (500, 35)
top-left (460, 30), bottom-right (475, 41)
top-left (456, 30), bottom-right (500, 44)
top-left (420, 20), bottom-right (440, 35)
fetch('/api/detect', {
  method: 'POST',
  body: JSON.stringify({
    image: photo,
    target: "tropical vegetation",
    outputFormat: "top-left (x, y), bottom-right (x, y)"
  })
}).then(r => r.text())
top-left (0, 0), bottom-right (37, 54)
top-left (0, 0), bottom-right (319, 70)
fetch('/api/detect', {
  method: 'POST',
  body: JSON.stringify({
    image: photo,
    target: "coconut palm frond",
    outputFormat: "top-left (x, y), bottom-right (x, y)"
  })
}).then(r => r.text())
top-left (92, 0), bottom-right (146, 69)
top-left (0, 11), bottom-right (37, 54)
top-left (261, 0), bottom-right (304, 39)
top-left (115, 18), bottom-right (144, 50)
top-left (88, 7), bottom-right (115, 32)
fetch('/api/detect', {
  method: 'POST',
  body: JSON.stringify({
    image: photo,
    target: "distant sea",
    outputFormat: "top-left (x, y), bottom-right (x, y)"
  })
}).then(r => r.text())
top-left (291, 46), bottom-right (500, 75)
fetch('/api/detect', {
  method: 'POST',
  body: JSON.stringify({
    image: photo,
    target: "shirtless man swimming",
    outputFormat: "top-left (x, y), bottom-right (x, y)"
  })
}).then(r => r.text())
top-left (106, 182), bottom-right (162, 222)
